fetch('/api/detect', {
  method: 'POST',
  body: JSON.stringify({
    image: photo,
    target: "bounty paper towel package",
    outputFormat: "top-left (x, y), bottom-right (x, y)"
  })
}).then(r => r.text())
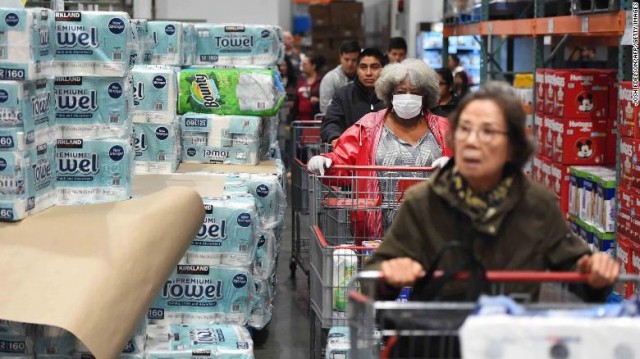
top-left (145, 324), bottom-right (253, 359)
top-left (0, 79), bottom-right (56, 151)
top-left (325, 326), bottom-right (350, 359)
top-left (187, 195), bottom-right (257, 267)
top-left (133, 122), bottom-right (180, 174)
top-left (0, 320), bottom-right (35, 356)
top-left (54, 11), bottom-right (133, 77)
top-left (147, 21), bottom-right (183, 66)
top-left (193, 24), bottom-right (281, 66)
top-left (54, 76), bottom-right (133, 139)
top-left (55, 138), bottom-right (132, 205)
top-left (149, 265), bottom-right (255, 326)
top-left (131, 65), bottom-right (177, 123)
top-left (178, 67), bottom-right (284, 117)
top-left (180, 113), bottom-right (262, 165)
top-left (0, 7), bottom-right (54, 81)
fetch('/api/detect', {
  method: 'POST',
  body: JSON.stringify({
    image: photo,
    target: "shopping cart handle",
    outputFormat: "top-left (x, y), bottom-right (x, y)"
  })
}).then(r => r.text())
top-left (328, 165), bottom-right (436, 172)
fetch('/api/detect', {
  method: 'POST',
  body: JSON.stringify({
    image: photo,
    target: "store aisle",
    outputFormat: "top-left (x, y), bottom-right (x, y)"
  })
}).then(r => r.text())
top-left (253, 185), bottom-right (311, 358)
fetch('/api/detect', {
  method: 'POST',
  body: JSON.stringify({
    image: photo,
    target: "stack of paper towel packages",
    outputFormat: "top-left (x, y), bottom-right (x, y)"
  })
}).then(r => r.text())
top-left (53, 10), bottom-right (135, 205)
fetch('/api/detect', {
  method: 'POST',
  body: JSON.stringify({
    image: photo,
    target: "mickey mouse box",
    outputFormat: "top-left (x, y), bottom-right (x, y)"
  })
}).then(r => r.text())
top-left (553, 69), bottom-right (615, 121)
top-left (547, 116), bottom-right (608, 165)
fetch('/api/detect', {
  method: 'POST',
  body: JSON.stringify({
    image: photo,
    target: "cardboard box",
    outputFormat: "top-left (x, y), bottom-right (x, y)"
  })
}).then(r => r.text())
top-left (544, 69), bottom-right (560, 115)
top-left (618, 81), bottom-right (640, 138)
top-left (618, 188), bottom-right (640, 240)
top-left (620, 137), bottom-right (640, 192)
top-left (532, 155), bottom-right (543, 184)
top-left (535, 68), bottom-right (546, 114)
top-left (547, 116), bottom-right (608, 165)
top-left (534, 114), bottom-right (545, 156)
top-left (542, 116), bottom-right (554, 158)
top-left (541, 156), bottom-right (552, 190)
top-left (309, 4), bottom-right (332, 27)
top-left (549, 162), bottom-right (571, 214)
top-left (616, 234), bottom-right (634, 298)
top-left (554, 69), bottom-right (613, 121)
top-left (330, 1), bottom-right (363, 26)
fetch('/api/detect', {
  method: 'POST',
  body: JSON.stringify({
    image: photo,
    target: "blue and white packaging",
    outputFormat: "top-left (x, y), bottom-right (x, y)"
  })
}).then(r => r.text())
top-left (55, 138), bottom-right (132, 205)
top-left (0, 320), bottom-right (34, 356)
top-left (147, 21), bottom-right (183, 66)
top-left (149, 265), bottom-right (255, 326)
top-left (186, 195), bottom-right (257, 267)
top-left (34, 326), bottom-right (75, 356)
top-left (0, 79), bottom-right (56, 151)
top-left (180, 113), bottom-right (262, 165)
top-left (193, 24), bottom-right (281, 66)
top-left (253, 229), bottom-right (276, 280)
top-left (131, 19), bottom-right (152, 65)
top-left (28, 141), bottom-right (56, 214)
top-left (325, 326), bottom-right (350, 359)
top-left (54, 76), bottom-right (133, 139)
top-left (246, 174), bottom-right (284, 229)
top-left (145, 324), bottom-right (253, 359)
top-left (133, 121), bottom-right (180, 174)
top-left (131, 65), bottom-right (177, 123)
top-left (249, 275), bottom-right (275, 330)
top-left (181, 23), bottom-right (195, 66)
top-left (54, 11), bottom-right (133, 77)
top-left (0, 7), bottom-right (54, 80)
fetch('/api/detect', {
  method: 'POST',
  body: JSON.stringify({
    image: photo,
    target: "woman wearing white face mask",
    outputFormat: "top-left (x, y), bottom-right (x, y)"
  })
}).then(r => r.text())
top-left (308, 59), bottom-right (452, 242)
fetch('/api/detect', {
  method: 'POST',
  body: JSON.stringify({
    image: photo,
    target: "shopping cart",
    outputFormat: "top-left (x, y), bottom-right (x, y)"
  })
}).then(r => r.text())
top-left (289, 116), bottom-right (331, 277)
top-left (308, 165), bottom-right (435, 359)
top-left (347, 270), bottom-right (640, 359)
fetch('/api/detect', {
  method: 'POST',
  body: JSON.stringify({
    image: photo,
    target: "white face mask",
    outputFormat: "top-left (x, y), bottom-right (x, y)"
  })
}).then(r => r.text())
top-left (392, 94), bottom-right (423, 119)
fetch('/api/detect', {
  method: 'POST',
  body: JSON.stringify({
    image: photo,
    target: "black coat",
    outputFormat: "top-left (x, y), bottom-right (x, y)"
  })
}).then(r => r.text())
top-left (321, 78), bottom-right (385, 143)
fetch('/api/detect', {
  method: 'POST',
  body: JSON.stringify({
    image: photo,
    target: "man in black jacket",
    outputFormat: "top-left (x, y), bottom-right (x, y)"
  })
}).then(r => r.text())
top-left (321, 48), bottom-right (387, 145)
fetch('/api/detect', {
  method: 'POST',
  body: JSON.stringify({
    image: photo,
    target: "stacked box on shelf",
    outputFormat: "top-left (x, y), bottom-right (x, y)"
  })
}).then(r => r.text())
top-left (309, 2), bottom-right (364, 68)
top-left (131, 65), bottom-right (181, 174)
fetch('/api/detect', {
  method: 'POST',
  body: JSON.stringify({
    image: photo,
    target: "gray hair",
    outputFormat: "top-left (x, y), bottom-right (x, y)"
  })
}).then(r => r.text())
top-left (374, 58), bottom-right (440, 110)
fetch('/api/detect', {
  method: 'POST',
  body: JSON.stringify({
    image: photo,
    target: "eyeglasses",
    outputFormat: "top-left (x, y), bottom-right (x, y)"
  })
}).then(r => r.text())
top-left (455, 125), bottom-right (508, 143)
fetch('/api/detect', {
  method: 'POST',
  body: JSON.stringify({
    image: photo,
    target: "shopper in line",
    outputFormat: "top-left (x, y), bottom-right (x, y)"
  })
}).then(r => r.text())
top-left (282, 31), bottom-right (301, 78)
top-left (366, 81), bottom-right (619, 303)
top-left (431, 68), bottom-right (459, 117)
top-left (448, 53), bottom-right (465, 75)
top-left (387, 37), bottom-right (408, 64)
top-left (454, 71), bottom-right (471, 98)
top-left (308, 59), bottom-right (453, 241)
top-left (292, 53), bottom-right (325, 122)
top-left (319, 40), bottom-right (361, 113)
top-left (321, 48), bottom-right (387, 146)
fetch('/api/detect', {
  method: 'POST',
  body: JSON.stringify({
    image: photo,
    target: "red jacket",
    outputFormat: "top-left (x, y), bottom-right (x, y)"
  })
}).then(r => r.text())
top-left (320, 109), bottom-right (453, 241)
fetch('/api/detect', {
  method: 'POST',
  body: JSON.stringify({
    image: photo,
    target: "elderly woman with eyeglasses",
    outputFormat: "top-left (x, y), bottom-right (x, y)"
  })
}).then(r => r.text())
top-left (367, 81), bottom-right (619, 302)
top-left (307, 59), bottom-right (453, 242)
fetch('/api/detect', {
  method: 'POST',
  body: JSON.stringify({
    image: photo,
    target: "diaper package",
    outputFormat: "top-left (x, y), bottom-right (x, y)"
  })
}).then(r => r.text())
top-left (131, 19), bottom-right (152, 65)
top-left (55, 138), bottom-right (132, 204)
top-left (186, 195), bottom-right (258, 267)
top-left (54, 11), bottom-right (134, 77)
top-left (145, 324), bottom-right (253, 359)
top-left (147, 21), bottom-right (183, 66)
top-left (570, 166), bottom-right (616, 233)
top-left (193, 24), bottom-right (282, 66)
top-left (54, 76), bottom-right (133, 139)
top-left (249, 274), bottom-right (275, 330)
top-left (177, 67), bottom-right (284, 117)
top-left (133, 121), bottom-right (180, 174)
top-left (325, 326), bottom-right (350, 359)
top-left (180, 113), bottom-right (262, 165)
top-left (0, 320), bottom-right (35, 356)
top-left (131, 65), bottom-right (178, 123)
top-left (0, 142), bottom-right (56, 221)
top-left (148, 265), bottom-right (255, 326)
top-left (0, 7), bottom-right (54, 80)
top-left (0, 79), bottom-right (56, 151)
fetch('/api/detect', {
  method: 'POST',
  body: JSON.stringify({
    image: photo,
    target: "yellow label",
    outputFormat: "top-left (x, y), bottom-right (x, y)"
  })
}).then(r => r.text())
top-left (21, 0), bottom-right (27, 5)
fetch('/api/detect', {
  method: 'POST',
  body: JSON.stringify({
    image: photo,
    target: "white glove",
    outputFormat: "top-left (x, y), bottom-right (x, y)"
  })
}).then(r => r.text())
top-left (432, 156), bottom-right (450, 169)
top-left (307, 156), bottom-right (333, 176)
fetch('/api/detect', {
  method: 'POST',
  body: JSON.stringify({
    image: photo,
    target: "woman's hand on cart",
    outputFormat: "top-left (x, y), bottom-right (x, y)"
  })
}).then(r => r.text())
top-left (307, 156), bottom-right (332, 176)
top-left (380, 257), bottom-right (426, 288)
top-left (576, 253), bottom-right (620, 289)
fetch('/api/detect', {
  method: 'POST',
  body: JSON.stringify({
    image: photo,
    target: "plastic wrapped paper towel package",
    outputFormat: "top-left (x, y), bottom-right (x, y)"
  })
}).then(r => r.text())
top-left (249, 274), bottom-right (276, 330)
top-left (145, 324), bottom-right (253, 359)
top-left (133, 122), bottom-right (180, 174)
top-left (54, 75), bottom-right (133, 140)
top-left (0, 79), bottom-right (56, 151)
top-left (0, 142), bottom-right (56, 221)
top-left (181, 23), bottom-right (196, 66)
top-left (131, 65), bottom-right (178, 124)
top-left (146, 265), bottom-right (255, 327)
top-left (0, 7), bottom-right (54, 81)
top-left (55, 138), bottom-right (133, 205)
top-left (147, 21), bottom-right (184, 67)
top-left (177, 67), bottom-right (284, 117)
top-left (180, 112), bottom-right (263, 165)
top-left (325, 326), bottom-right (350, 359)
top-left (193, 24), bottom-right (282, 66)
top-left (54, 11), bottom-right (134, 77)
top-left (131, 19), bottom-right (152, 65)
